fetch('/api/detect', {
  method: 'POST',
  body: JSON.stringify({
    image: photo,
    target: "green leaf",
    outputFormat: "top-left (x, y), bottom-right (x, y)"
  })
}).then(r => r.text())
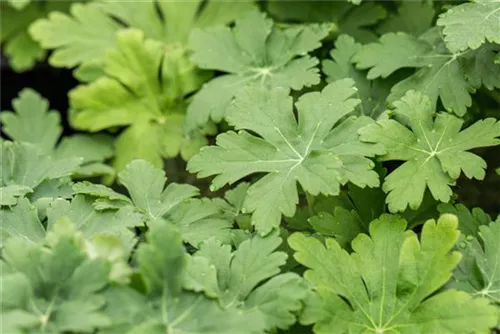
top-left (1, 141), bottom-right (82, 191)
top-left (0, 198), bottom-right (45, 246)
top-left (1, 219), bottom-right (115, 333)
top-left (0, 185), bottom-right (33, 206)
top-left (437, 1), bottom-right (500, 53)
top-left (46, 195), bottom-right (142, 254)
top-left (188, 80), bottom-right (383, 234)
top-left (69, 29), bottom-right (207, 172)
top-left (267, 1), bottom-right (386, 43)
top-left (377, 0), bottom-right (435, 36)
top-left (322, 34), bottom-right (391, 119)
top-left (118, 160), bottom-right (199, 220)
top-left (289, 214), bottom-right (497, 334)
top-left (461, 43), bottom-right (500, 91)
top-left (1, 88), bottom-right (61, 153)
top-left (186, 232), bottom-right (308, 331)
top-left (309, 207), bottom-right (367, 250)
top-left (352, 31), bottom-right (484, 116)
top-left (449, 221), bottom-right (500, 326)
top-left (102, 221), bottom-right (267, 334)
top-left (1, 89), bottom-right (115, 178)
top-left (0, 1), bottom-right (73, 71)
top-left (437, 203), bottom-right (492, 238)
top-left (74, 159), bottom-right (232, 248)
top-left (30, 1), bottom-right (256, 69)
top-left (7, 0), bottom-right (31, 10)
top-left (359, 90), bottom-right (500, 212)
top-left (185, 11), bottom-right (331, 131)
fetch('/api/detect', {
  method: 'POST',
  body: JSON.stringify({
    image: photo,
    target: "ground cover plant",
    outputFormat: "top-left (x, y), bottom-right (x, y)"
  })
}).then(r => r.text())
top-left (1, 0), bottom-right (500, 333)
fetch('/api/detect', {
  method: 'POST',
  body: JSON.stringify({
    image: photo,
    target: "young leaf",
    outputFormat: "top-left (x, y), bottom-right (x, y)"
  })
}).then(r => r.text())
top-left (359, 90), bottom-right (500, 212)
top-left (437, 203), bottom-right (492, 238)
top-left (185, 231), bottom-right (308, 331)
top-left (289, 214), bottom-right (497, 334)
top-left (437, 1), bottom-right (500, 53)
top-left (69, 29), bottom-right (208, 172)
top-left (449, 221), bottom-right (500, 326)
top-left (185, 11), bottom-right (331, 131)
top-left (102, 222), bottom-right (267, 334)
top-left (188, 79), bottom-right (383, 235)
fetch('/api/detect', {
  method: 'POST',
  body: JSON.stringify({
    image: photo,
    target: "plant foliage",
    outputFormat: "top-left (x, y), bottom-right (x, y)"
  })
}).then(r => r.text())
top-left (1, 0), bottom-right (500, 333)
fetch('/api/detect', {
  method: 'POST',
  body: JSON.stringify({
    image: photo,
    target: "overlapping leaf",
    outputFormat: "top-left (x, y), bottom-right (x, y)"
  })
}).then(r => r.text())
top-left (188, 79), bottom-right (383, 234)
top-left (449, 220), bottom-right (500, 327)
top-left (289, 214), bottom-right (497, 334)
top-left (437, 1), bottom-right (500, 52)
top-left (0, 140), bottom-right (82, 205)
top-left (185, 11), bottom-right (332, 131)
top-left (101, 222), bottom-right (267, 334)
top-left (69, 29), bottom-right (211, 172)
top-left (29, 0), bottom-right (255, 72)
top-left (1, 219), bottom-right (123, 334)
top-left (185, 232), bottom-right (308, 331)
top-left (1, 88), bottom-right (114, 178)
top-left (352, 30), bottom-right (500, 116)
top-left (0, 1), bottom-right (73, 71)
top-left (359, 90), bottom-right (500, 212)
top-left (267, 1), bottom-right (386, 42)
top-left (74, 159), bottom-right (233, 247)
top-left (322, 35), bottom-right (391, 119)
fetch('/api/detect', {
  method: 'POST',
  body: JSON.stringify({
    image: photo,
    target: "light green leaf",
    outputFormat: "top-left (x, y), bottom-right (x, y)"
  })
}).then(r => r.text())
top-left (290, 214), bottom-right (497, 334)
top-left (359, 90), bottom-right (500, 212)
top-left (185, 11), bottom-right (331, 131)
top-left (69, 29), bottom-right (207, 172)
top-left (437, 203), bottom-right (492, 238)
top-left (437, 1), bottom-right (500, 52)
top-left (186, 232), bottom-right (308, 330)
top-left (188, 80), bottom-right (383, 234)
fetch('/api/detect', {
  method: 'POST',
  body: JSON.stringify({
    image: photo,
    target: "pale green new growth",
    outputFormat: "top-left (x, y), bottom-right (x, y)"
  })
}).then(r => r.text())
top-left (359, 90), bottom-right (500, 212)
top-left (69, 29), bottom-right (208, 172)
top-left (188, 79), bottom-right (383, 234)
top-left (289, 214), bottom-right (497, 334)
